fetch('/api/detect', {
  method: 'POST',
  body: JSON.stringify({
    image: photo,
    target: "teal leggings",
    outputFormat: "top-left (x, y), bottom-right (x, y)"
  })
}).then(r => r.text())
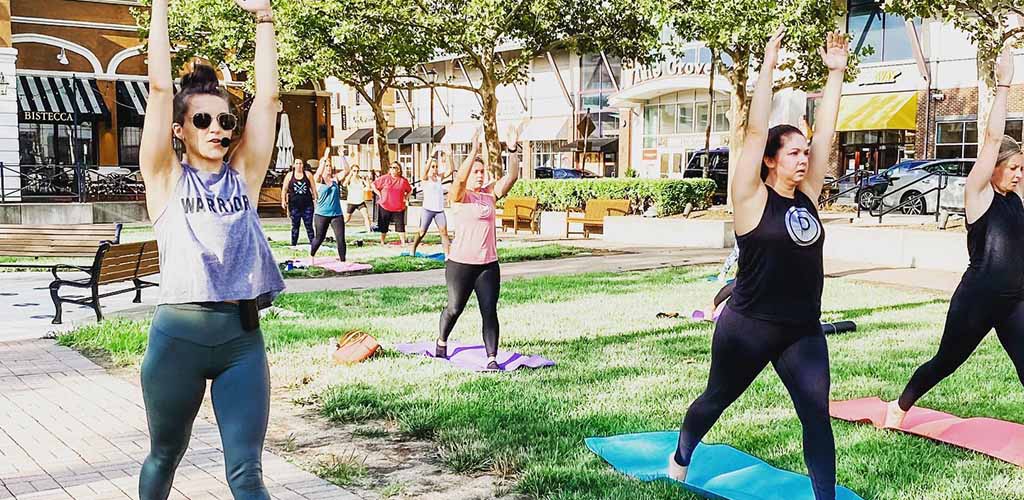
top-left (139, 303), bottom-right (271, 500)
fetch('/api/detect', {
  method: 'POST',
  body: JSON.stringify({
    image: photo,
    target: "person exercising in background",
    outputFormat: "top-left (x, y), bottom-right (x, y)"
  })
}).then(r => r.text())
top-left (281, 157), bottom-right (315, 246)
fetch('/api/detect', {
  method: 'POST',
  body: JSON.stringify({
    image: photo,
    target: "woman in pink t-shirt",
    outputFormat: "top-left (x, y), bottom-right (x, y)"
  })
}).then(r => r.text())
top-left (436, 125), bottom-right (521, 370)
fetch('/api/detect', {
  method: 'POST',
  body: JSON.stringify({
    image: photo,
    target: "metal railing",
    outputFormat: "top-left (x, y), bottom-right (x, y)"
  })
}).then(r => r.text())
top-left (819, 169), bottom-right (871, 208)
top-left (0, 163), bottom-right (145, 203)
top-left (868, 169), bottom-right (947, 223)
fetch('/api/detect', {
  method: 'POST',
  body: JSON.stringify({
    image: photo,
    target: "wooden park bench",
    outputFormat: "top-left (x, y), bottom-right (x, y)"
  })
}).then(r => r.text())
top-left (0, 223), bottom-right (123, 269)
top-left (566, 199), bottom-right (630, 238)
top-left (49, 240), bottom-right (160, 324)
top-left (499, 197), bottom-right (539, 234)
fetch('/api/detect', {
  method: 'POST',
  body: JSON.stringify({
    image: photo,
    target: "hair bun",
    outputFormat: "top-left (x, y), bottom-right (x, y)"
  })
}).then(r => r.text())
top-left (180, 64), bottom-right (220, 92)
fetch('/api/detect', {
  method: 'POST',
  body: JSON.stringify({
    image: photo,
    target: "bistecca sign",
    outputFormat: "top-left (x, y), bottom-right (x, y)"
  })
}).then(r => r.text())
top-left (20, 111), bottom-right (75, 123)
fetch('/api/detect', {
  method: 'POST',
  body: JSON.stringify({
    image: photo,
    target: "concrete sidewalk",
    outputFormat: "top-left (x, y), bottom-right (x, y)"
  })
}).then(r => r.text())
top-left (0, 340), bottom-right (357, 500)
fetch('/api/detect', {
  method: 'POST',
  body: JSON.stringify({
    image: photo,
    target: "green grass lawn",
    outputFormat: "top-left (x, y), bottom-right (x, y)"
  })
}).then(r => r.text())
top-left (57, 267), bottom-right (1024, 499)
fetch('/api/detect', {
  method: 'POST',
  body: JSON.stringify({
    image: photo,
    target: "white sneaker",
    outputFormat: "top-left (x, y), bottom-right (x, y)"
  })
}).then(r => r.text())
top-left (667, 453), bottom-right (688, 482)
top-left (884, 400), bottom-right (907, 429)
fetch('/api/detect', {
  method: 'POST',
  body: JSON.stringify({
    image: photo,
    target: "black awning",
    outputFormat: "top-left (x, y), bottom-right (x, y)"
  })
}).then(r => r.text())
top-left (343, 128), bottom-right (374, 145)
top-left (386, 127), bottom-right (413, 145)
top-left (116, 80), bottom-right (183, 119)
top-left (17, 75), bottom-right (110, 123)
top-left (558, 137), bottom-right (619, 153)
top-left (403, 126), bottom-right (445, 144)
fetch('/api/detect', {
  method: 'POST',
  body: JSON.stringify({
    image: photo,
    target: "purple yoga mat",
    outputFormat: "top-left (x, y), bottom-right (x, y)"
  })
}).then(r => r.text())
top-left (395, 341), bottom-right (556, 372)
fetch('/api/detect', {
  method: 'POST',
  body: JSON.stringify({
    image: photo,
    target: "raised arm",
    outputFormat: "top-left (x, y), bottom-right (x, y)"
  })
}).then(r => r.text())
top-left (314, 156), bottom-right (329, 185)
top-left (804, 31), bottom-right (849, 201)
top-left (333, 148), bottom-right (350, 182)
top-left (965, 44), bottom-right (1014, 223)
top-left (442, 145), bottom-right (456, 180)
top-left (495, 124), bottom-right (522, 198)
top-left (230, 0), bottom-right (279, 200)
top-left (138, 0), bottom-right (177, 217)
top-left (733, 28), bottom-right (784, 232)
top-left (449, 128), bottom-right (481, 203)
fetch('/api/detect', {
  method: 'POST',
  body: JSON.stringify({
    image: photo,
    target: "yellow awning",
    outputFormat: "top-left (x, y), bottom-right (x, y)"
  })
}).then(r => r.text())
top-left (836, 91), bottom-right (919, 132)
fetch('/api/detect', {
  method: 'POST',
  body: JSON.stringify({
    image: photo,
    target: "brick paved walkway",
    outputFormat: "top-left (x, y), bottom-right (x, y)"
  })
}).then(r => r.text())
top-left (0, 340), bottom-right (356, 500)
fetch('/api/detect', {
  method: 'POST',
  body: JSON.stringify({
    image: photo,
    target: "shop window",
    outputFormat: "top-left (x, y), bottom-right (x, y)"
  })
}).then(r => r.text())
top-left (1006, 120), bottom-right (1023, 142)
top-left (713, 100), bottom-right (730, 132)
top-left (659, 105), bottom-right (677, 135)
top-left (119, 126), bottom-right (142, 166)
top-left (643, 106), bottom-right (659, 136)
top-left (935, 121), bottom-right (977, 159)
top-left (848, 0), bottom-right (913, 63)
top-left (18, 122), bottom-right (95, 166)
top-left (695, 102), bottom-right (710, 134)
top-left (677, 103), bottom-right (694, 134)
top-left (533, 140), bottom-right (565, 169)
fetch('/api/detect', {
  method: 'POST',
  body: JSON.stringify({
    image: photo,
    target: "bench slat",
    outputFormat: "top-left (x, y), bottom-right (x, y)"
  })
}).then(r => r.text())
top-left (0, 223), bottom-right (119, 231)
top-left (0, 234), bottom-right (119, 242)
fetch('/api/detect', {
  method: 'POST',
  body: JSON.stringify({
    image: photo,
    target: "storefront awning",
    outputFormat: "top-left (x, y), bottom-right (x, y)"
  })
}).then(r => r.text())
top-left (343, 128), bottom-right (374, 145)
top-left (386, 127), bottom-right (412, 144)
top-left (837, 91), bottom-right (919, 132)
top-left (558, 137), bottom-right (618, 153)
top-left (608, 75), bottom-right (732, 108)
top-left (403, 126), bottom-right (445, 144)
top-left (17, 75), bottom-right (109, 121)
top-left (522, 117), bottom-right (570, 141)
top-left (440, 122), bottom-right (480, 144)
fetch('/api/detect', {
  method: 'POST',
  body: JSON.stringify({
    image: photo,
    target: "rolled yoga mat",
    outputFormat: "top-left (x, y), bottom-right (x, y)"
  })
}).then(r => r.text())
top-left (585, 431), bottom-right (863, 500)
top-left (395, 341), bottom-right (555, 372)
top-left (830, 397), bottom-right (1024, 467)
top-left (821, 321), bottom-right (856, 335)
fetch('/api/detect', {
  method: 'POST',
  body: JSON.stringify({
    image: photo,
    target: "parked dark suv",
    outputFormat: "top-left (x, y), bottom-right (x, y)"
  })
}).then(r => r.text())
top-left (683, 148), bottom-right (729, 202)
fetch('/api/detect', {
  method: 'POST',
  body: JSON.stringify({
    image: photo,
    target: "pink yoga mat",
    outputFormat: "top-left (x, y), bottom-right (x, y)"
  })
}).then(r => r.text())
top-left (830, 397), bottom-right (1024, 467)
top-left (289, 258), bottom-right (372, 273)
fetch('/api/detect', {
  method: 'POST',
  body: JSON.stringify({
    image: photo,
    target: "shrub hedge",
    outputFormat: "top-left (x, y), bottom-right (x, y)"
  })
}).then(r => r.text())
top-left (504, 178), bottom-right (717, 216)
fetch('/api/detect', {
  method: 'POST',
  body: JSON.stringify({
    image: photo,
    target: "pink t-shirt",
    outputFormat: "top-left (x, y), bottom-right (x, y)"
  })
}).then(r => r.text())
top-left (449, 188), bottom-right (498, 265)
top-left (373, 175), bottom-right (412, 212)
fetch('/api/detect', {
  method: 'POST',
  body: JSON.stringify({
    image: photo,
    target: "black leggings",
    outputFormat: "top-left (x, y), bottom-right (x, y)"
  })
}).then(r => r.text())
top-left (288, 205), bottom-right (314, 246)
top-left (310, 214), bottom-right (346, 260)
top-left (898, 282), bottom-right (1024, 411)
top-left (439, 260), bottom-right (500, 357)
top-left (677, 305), bottom-right (835, 500)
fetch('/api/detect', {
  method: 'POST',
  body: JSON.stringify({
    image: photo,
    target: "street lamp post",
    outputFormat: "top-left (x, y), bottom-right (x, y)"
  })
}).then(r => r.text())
top-left (427, 69), bottom-right (437, 162)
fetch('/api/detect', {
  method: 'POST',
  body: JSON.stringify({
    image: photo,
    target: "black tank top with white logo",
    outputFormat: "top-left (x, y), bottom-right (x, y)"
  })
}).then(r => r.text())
top-left (729, 186), bottom-right (825, 325)
top-left (287, 174), bottom-right (314, 208)
top-left (964, 191), bottom-right (1024, 297)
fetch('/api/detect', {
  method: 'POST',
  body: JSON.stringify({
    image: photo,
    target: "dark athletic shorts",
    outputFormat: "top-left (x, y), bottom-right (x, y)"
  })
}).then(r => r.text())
top-left (378, 208), bottom-right (407, 233)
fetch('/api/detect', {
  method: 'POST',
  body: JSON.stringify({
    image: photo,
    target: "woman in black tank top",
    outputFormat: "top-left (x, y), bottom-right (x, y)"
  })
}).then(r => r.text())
top-left (668, 29), bottom-right (849, 500)
top-left (886, 45), bottom-right (1024, 427)
top-left (281, 158), bottom-right (316, 246)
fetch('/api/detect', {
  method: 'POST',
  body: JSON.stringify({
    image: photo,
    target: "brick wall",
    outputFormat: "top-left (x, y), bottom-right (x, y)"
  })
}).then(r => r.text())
top-left (916, 85), bottom-right (1024, 158)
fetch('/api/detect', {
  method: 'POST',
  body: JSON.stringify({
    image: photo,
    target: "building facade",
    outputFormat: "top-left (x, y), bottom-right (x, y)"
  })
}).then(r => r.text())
top-left (0, 0), bottom-right (331, 204)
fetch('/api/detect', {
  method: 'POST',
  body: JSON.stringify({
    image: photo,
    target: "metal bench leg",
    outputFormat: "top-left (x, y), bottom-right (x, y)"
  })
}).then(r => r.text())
top-left (92, 285), bottom-right (103, 322)
top-left (49, 282), bottom-right (64, 325)
top-left (132, 278), bottom-right (144, 303)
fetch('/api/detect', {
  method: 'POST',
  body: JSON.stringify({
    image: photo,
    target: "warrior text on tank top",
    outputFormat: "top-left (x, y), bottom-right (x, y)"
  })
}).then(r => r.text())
top-left (964, 191), bottom-right (1024, 297)
top-left (729, 186), bottom-right (825, 324)
top-left (154, 163), bottom-right (285, 305)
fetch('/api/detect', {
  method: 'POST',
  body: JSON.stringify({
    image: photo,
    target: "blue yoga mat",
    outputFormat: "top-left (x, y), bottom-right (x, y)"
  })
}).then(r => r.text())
top-left (400, 251), bottom-right (446, 261)
top-left (585, 432), bottom-right (862, 500)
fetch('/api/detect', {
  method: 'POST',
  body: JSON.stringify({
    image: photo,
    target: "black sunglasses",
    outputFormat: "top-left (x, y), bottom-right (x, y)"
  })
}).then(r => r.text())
top-left (192, 112), bottom-right (238, 131)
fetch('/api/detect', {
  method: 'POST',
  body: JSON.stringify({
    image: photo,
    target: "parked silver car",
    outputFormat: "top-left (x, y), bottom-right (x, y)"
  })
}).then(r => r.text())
top-left (874, 159), bottom-right (974, 215)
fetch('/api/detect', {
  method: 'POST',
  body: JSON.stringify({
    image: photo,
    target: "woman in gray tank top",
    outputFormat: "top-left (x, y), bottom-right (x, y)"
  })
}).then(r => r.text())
top-left (137, 1), bottom-right (283, 498)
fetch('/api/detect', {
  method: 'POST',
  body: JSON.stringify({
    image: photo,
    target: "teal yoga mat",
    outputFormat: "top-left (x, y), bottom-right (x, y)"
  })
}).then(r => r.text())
top-left (585, 432), bottom-right (863, 500)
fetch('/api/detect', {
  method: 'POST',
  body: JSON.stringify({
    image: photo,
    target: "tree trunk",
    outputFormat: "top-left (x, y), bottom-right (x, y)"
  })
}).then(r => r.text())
top-left (976, 56), bottom-right (997, 144)
top-left (726, 63), bottom-right (750, 210)
top-left (478, 69), bottom-right (503, 179)
top-left (703, 53), bottom-right (717, 178)
top-left (369, 89), bottom-right (391, 175)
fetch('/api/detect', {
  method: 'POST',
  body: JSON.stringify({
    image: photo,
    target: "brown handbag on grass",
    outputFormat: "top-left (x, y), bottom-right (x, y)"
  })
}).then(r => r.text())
top-left (332, 330), bottom-right (380, 365)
